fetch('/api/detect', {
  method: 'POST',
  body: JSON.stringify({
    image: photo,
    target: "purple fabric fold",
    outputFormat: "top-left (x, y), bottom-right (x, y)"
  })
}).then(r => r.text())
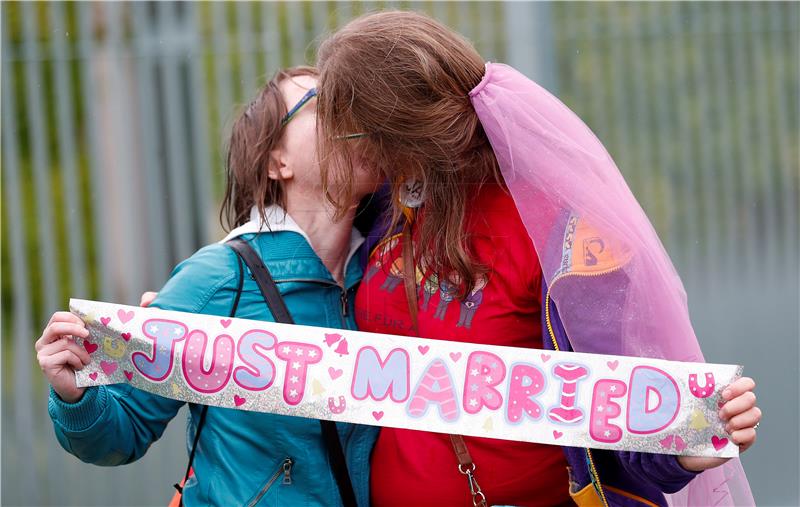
top-left (470, 62), bottom-right (754, 506)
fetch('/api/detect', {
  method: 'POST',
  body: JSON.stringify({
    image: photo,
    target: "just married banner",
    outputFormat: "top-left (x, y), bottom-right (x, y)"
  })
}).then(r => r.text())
top-left (71, 298), bottom-right (741, 457)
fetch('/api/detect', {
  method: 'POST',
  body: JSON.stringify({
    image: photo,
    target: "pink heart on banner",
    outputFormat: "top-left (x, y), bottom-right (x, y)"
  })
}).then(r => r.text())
top-left (372, 411), bottom-right (384, 421)
top-left (121, 332), bottom-right (132, 342)
top-left (83, 340), bottom-right (98, 354)
top-left (117, 309), bottom-right (134, 324)
top-left (328, 367), bottom-right (343, 380)
top-left (100, 317), bottom-right (111, 327)
top-left (418, 345), bottom-right (429, 355)
top-left (552, 430), bottom-right (563, 440)
top-left (449, 352), bottom-right (462, 362)
top-left (124, 370), bottom-right (134, 381)
top-left (660, 435), bottom-right (674, 449)
top-left (100, 361), bottom-right (118, 376)
top-left (711, 436), bottom-right (729, 451)
top-left (674, 436), bottom-right (687, 452)
top-left (607, 360), bottom-right (619, 371)
top-left (89, 372), bottom-right (98, 381)
top-left (540, 353), bottom-right (551, 363)
top-left (324, 333), bottom-right (342, 347)
top-left (234, 395), bottom-right (246, 407)
top-left (220, 319), bottom-right (232, 328)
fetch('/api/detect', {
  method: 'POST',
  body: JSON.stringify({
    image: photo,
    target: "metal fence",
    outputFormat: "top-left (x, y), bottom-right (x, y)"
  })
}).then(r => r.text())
top-left (2, 2), bottom-right (798, 506)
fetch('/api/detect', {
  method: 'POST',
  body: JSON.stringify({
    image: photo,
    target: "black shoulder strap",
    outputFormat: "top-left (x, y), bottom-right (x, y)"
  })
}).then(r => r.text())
top-left (175, 251), bottom-right (244, 503)
top-left (226, 238), bottom-right (294, 324)
top-left (226, 237), bottom-right (358, 507)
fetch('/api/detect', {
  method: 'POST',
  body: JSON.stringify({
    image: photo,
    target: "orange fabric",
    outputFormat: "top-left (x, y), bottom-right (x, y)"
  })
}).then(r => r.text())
top-left (167, 468), bottom-right (193, 507)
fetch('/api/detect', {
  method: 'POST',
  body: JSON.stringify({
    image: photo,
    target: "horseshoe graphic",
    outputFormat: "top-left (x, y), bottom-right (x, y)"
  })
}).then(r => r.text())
top-left (688, 372), bottom-right (715, 398)
top-left (104, 336), bottom-right (127, 359)
top-left (328, 396), bottom-right (346, 414)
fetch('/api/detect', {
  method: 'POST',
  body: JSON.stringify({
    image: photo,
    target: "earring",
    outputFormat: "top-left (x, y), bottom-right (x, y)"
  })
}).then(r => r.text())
top-left (399, 179), bottom-right (426, 208)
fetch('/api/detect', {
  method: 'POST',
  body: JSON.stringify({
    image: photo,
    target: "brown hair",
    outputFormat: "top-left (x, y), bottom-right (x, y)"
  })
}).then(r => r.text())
top-left (316, 11), bottom-right (500, 296)
top-left (221, 66), bottom-right (318, 230)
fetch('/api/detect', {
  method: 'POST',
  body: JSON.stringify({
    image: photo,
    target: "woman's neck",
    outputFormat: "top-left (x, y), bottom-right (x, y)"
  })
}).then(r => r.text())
top-left (284, 192), bottom-right (355, 286)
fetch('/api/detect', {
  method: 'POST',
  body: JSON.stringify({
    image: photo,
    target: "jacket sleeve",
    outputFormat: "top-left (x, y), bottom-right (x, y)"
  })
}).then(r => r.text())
top-left (614, 451), bottom-right (698, 494)
top-left (543, 273), bottom-right (699, 493)
top-left (48, 243), bottom-right (241, 465)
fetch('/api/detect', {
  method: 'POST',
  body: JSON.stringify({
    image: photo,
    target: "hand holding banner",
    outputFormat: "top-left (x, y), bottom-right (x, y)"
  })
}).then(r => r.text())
top-left (71, 298), bottom-right (741, 457)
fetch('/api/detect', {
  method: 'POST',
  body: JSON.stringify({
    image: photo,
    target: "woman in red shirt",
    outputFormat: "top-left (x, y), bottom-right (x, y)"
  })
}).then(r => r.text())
top-left (315, 10), bottom-right (760, 507)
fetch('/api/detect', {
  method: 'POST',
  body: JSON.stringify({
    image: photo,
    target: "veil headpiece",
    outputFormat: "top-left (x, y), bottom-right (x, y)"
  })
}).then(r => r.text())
top-left (469, 62), bottom-right (753, 506)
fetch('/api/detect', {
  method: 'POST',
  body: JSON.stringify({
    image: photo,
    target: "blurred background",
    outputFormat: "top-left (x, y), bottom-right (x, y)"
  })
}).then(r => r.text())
top-left (1, 1), bottom-right (797, 505)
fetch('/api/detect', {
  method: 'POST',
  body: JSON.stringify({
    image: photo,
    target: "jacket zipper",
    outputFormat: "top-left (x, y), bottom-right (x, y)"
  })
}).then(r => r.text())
top-left (247, 457), bottom-right (293, 507)
top-left (544, 267), bottom-right (624, 507)
top-left (275, 278), bottom-right (352, 328)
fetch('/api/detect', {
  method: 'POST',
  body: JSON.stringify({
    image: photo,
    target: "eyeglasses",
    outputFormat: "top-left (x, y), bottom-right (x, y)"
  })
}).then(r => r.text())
top-left (281, 87), bottom-right (317, 126)
top-left (281, 87), bottom-right (368, 140)
top-left (335, 132), bottom-right (368, 140)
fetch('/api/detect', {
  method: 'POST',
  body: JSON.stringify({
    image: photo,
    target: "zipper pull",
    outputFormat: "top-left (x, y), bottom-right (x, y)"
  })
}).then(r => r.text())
top-left (340, 290), bottom-right (348, 317)
top-left (282, 458), bottom-right (293, 485)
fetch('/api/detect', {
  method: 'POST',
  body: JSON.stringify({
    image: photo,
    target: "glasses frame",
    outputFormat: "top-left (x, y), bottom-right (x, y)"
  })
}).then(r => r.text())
top-left (280, 87), bottom-right (317, 127)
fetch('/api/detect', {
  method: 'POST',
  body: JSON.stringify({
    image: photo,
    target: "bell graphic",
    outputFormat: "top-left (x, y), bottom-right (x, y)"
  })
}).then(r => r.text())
top-left (324, 333), bottom-right (342, 347)
top-left (334, 338), bottom-right (349, 356)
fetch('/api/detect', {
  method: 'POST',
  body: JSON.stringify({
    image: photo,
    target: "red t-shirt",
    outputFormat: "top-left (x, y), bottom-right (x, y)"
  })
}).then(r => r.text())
top-left (356, 184), bottom-right (570, 507)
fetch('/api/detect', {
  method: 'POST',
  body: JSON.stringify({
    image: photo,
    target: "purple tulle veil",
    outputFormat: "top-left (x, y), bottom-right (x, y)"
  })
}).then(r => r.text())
top-left (469, 62), bottom-right (754, 506)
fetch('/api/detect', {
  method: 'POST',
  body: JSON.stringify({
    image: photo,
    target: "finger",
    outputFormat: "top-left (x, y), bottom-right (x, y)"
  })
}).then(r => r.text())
top-left (38, 339), bottom-right (92, 365)
top-left (722, 377), bottom-right (756, 401)
top-left (47, 311), bottom-right (85, 327)
top-left (725, 406), bottom-right (761, 432)
top-left (38, 321), bottom-right (89, 347)
top-left (730, 428), bottom-right (756, 451)
top-left (40, 350), bottom-right (84, 372)
top-left (719, 391), bottom-right (757, 421)
top-left (140, 291), bottom-right (158, 307)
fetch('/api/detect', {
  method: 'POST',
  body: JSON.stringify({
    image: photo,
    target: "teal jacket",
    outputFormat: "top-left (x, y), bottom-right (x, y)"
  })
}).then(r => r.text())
top-left (49, 207), bottom-right (379, 506)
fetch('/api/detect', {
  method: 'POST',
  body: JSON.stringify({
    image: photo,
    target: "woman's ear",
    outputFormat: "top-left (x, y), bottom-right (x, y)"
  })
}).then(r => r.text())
top-left (267, 149), bottom-right (294, 181)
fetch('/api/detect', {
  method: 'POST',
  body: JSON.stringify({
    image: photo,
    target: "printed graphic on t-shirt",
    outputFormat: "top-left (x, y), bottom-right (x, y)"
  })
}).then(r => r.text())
top-left (363, 237), bottom-right (488, 330)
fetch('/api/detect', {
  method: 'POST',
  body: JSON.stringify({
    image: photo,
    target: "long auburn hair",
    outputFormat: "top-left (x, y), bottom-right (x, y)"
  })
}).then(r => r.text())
top-left (221, 66), bottom-right (318, 231)
top-left (316, 11), bottom-right (500, 296)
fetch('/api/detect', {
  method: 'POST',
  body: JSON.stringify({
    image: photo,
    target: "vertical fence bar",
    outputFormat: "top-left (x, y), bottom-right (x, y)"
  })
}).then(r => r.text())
top-left (706, 5), bottom-right (739, 277)
top-left (212, 2), bottom-right (235, 139)
top-left (2, 16), bottom-right (38, 505)
top-left (311, 1), bottom-right (330, 45)
top-left (77, 1), bottom-right (113, 300)
top-left (21, 1), bottom-right (61, 316)
top-left (605, 4), bottom-right (633, 198)
top-left (335, 1), bottom-right (353, 28)
top-left (747, 3), bottom-right (780, 280)
top-left (669, 4), bottom-right (700, 274)
top-left (105, 1), bottom-right (145, 304)
top-left (132, 1), bottom-right (171, 285)
top-left (156, 0), bottom-right (194, 262)
top-left (646, 0), bottom-right (673, 227)
top-left (585, 3), bottom-right (609, 145)
top-left (623, 3), bottom-right (655, 225)
top-left (477, 2), bottom-right (496, 61)
top-left (235, 1), bottom-right (257, 98)
top-left (41, 1), bottom-right (77, 499)
top-left (769, 3), bottom-right (799, 275)
top-left (504, 2), bottom-right (557, 92)
top-left (262, 2), bottom-right (282, 77)
top-left (286, 1), bottom-right (307, 65)
top-left (185, 2), bottom-right (217, 243)
top-left (729, 5), bottom-right (758, 279)
top-left (687, 2), bottom-right (722, 287)
top-left (50, 1), bottom-right (88, 298)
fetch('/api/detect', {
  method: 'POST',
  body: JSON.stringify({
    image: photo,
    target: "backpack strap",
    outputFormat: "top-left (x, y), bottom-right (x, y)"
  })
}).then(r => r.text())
top-left (174, 249), bottom-right (244, 504)
top-left (226, 237), bottom-right (358, 507)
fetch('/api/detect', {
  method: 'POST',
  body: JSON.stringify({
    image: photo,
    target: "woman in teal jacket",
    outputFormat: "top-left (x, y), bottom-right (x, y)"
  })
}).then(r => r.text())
top-left (36, 67), bottom-right (379, 506)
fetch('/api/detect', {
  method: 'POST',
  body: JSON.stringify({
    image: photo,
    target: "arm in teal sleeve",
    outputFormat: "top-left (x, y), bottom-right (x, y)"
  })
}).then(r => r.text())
top-left (48, 243), bottom-right (241, 465)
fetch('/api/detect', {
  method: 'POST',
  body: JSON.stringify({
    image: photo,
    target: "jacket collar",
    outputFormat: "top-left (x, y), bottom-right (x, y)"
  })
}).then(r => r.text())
top-left (219, 205), bottom-right (365, 268)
